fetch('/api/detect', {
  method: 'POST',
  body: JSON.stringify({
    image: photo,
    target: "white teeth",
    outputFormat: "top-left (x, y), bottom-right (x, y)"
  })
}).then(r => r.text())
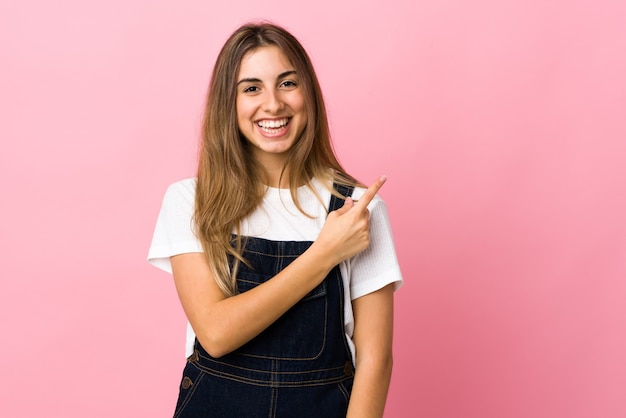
top-left (257, 118), bottom-right (289, 129)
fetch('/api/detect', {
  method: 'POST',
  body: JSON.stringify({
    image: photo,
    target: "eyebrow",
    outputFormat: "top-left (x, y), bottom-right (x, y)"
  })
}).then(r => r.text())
top-left (237, 70), bottom-right (297, 85)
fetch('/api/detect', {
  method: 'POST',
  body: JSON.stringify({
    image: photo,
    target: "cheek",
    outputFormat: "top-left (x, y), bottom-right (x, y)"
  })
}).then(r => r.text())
top-left (292, 98), bottom-right (308, 128)
top-left (236, 103), bottom-right (251, 127)
top-left (298, 98), bottom-right (309, 124)
top-left (295, 94), bottom-right (307, 113)
top-left (235, 101), bottom-right (244, 119)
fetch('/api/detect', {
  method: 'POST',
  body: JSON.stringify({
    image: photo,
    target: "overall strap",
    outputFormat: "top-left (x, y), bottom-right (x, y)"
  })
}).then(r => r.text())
top-left (328, 183), bottom-right (355, 212)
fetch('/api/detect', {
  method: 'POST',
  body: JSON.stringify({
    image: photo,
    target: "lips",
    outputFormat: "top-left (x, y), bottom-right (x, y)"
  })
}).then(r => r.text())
top-left (256, 117), bottom-right (290, 133)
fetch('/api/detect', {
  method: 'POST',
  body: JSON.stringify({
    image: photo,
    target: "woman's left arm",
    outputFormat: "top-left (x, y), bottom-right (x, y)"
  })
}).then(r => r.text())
top-left (347, 283), bottom-right (395, 418)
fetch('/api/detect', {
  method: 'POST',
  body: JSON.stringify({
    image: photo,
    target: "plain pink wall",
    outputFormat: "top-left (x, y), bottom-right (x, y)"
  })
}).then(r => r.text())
top-left (1, 0), bottom-right (625, 417)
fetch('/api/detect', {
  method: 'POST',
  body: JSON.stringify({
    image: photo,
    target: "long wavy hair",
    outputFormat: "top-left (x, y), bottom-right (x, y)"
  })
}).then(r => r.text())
top-left (194, 22), bottom-right (358, 296)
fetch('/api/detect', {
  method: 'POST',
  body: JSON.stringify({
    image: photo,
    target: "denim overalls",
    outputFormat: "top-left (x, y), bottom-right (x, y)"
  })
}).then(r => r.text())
top-left (174, 184), bottom-right (355, 418)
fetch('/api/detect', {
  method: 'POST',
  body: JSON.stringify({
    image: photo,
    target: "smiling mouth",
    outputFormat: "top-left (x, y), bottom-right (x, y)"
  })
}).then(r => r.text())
top-left (256, 118), bottom-right (291, 133)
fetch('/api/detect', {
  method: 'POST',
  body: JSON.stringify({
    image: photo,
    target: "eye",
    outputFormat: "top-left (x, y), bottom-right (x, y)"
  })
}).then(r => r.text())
top-left (242, 85), bottom-right (260, 93)
top-left (279, 80), bottom-right (297, 89)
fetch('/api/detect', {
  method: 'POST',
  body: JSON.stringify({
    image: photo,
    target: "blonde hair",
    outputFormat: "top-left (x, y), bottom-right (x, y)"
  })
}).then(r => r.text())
top-left (194, 22), bottom-right (358, 296)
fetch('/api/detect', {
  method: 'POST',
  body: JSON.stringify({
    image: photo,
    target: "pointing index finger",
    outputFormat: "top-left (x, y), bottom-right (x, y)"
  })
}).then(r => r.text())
top-left (355, 175), bottom-right (387, 210)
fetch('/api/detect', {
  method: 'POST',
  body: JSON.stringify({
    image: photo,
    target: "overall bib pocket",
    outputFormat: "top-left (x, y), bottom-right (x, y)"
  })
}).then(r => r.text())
top-left (235, 271), bottom-right (328, 360)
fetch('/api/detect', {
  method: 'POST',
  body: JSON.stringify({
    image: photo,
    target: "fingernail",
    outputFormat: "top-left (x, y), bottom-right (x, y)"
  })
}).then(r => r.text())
top-left (380, 175), bottom-right (387, 183)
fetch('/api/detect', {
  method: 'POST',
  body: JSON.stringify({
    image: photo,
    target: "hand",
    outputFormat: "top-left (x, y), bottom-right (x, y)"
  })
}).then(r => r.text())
top-left (314, 176), bottom-right (387, 265)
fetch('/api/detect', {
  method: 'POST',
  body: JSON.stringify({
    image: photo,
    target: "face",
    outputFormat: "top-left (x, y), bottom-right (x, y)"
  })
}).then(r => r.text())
top-left (236, 46), bottom-right (308, 166)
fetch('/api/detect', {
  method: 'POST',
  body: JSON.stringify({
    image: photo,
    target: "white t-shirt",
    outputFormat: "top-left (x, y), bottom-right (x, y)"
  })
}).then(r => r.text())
top-left (148, 177), bottom-right (403, 360)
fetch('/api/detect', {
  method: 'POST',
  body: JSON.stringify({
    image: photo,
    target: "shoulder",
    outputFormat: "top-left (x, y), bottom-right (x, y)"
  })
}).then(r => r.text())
top-left (164, 178), bottom-right (197, 199)
top-left (351, 186), bottom-right (387, 211)
top-left (161, 178), bottom-right (197, 208)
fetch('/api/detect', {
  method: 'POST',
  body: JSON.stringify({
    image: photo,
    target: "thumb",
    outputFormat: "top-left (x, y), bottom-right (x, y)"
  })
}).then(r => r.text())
top-left (334, 197), bottom-right (354, 215)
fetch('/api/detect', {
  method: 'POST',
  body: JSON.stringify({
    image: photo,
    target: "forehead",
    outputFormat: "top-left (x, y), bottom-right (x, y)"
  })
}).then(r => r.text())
top-left (238, 45), bottom-right (295, 79)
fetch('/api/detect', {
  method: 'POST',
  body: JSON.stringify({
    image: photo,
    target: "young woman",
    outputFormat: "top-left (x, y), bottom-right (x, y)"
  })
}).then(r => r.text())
top-left (148, 22), bottom-right (403, 418)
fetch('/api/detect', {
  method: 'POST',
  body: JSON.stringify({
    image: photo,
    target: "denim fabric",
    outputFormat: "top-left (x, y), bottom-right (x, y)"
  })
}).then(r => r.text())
top-left (173, 184), bottom-right (355, 418)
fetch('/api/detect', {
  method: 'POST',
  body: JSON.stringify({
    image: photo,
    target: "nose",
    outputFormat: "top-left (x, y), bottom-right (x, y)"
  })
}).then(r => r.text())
top-left (262, 89), bottom-right (284, 114)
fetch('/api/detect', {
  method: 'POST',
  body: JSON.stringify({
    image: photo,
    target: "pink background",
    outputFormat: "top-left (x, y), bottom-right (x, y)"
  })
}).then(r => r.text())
top-left (1, 0), bottom-right (625, 417)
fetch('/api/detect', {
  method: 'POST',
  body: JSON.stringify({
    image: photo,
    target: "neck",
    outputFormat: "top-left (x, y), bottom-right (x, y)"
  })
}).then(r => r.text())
top-left (252, 150), bottom-right (291, 188)
top-left (263, 166), bottom-right (289, 188)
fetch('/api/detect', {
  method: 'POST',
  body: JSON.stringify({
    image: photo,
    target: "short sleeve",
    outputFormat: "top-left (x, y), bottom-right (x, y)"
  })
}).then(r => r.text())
top-left (147, 178), bottom-right (203, 274)
top-left (347, 190), bottom-right (404, 300)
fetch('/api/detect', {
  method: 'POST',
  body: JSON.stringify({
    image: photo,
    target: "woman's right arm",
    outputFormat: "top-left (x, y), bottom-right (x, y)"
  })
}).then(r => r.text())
top-left (171, 177), bottom-right (386, 358)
